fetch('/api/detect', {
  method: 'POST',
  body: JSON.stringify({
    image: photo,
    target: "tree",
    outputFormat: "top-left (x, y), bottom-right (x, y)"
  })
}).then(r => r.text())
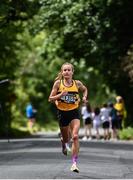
top-left (0, 0), bottom-right (40, 135)
top-left (30, 0), bottom-right (133, 126)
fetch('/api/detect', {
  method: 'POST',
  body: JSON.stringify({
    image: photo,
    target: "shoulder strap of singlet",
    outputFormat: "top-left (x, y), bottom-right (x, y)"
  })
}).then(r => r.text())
top-left (74, 80), bottom-right (79, 91)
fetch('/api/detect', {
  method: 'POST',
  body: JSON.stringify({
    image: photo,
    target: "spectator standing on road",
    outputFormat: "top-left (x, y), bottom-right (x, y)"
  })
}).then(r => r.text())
top-left (48, 62), bottom-right (88, 173)
top-left (81, 102), bottom-right (92, 141)
top-left (109, 102), bottom-right (119, 140)
top-left (92, 107), bottom-right (101, 140)
top-left (100, 103), bottom-right (110, 140)
top-left (114, 96), bottom-right (125, 130)
top-left (26, 103), bottom-right (37, 131)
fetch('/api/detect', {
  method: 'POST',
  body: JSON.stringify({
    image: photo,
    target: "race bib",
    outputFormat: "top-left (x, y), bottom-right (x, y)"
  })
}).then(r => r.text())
top-left (60, 93), bottom-right (78, 104)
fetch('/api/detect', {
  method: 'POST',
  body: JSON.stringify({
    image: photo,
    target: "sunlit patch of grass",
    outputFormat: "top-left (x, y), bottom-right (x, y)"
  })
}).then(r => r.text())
top-left (119, 127), bottom-right (133, 140)
top-left (11, 117), bottom-right (59, 137)
top-left (39, 120), bottom-right (59, 132)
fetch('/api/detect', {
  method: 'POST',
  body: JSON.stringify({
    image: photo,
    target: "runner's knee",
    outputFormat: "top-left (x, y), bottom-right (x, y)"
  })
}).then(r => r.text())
top-left (72, 134), bottom-right (78, 141)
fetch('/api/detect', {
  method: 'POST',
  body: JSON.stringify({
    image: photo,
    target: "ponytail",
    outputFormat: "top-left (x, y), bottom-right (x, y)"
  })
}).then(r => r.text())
top-left (55, 71), bottom-right (62, 81)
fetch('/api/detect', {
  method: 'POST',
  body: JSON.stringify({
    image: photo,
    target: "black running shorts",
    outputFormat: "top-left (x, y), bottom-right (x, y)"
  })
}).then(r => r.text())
top-left (57, 108), bottom-right (80, 127)
top-left (84, 117), bottom-right (92, 125)
top-left (102, 121), bottom-right (110, 129)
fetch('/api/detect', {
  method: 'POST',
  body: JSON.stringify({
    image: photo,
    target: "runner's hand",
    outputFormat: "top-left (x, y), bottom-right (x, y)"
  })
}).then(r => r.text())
top-left (60, 90), bottom-right (68, 96)
top-left (82, 96), bottom-right (88, 103)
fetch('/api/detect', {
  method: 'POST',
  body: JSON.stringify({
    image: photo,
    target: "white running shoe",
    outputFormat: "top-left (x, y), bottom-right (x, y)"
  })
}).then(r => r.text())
top-left (82, 136), bottom-right (87, 141)
top-left (88, 137), bottom-right (92, 141)
top-left (70, 163), bottom-right (79, 173)
top-left (65, 143), bottom-right (71, 155)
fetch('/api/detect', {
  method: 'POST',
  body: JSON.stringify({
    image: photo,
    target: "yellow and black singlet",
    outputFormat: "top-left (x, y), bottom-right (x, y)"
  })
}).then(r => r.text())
top-left (55, 80), bottom-right (80, 111)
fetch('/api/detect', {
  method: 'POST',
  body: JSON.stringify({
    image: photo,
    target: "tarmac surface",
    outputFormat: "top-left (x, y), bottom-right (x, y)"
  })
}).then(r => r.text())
top-left (0, 128), bottom-right (133, 179)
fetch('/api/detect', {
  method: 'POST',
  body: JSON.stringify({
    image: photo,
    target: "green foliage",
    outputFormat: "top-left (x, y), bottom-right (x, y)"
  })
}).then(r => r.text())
top-left (122, 45), bottom-right (133, 82)
top-left (0, 0), bottom-right (40, 136)
top-left (30, 0), bottom-right (133, 125)
top-left (71, 59), bottom-right (116, 106)
top-left (119, 127), bottom-right (133, 140)
top-left (9, 128), bottom-right (31, 138)
top-left (12, 30), bottom-right (63, 126)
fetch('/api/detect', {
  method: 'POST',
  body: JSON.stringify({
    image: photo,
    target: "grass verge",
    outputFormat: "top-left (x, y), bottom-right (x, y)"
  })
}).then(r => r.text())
top-left (119, 127), bottom-right (133, 140)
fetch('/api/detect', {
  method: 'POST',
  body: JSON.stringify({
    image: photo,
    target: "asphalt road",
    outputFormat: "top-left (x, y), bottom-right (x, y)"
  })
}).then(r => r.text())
top-left (0, 137), bottom-right (133, 179)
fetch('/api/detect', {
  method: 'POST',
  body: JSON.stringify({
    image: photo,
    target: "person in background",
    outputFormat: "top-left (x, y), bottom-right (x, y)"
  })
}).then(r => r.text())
top-left (109, 102), bottom-right (119, 140)
top-left (92, 107), bottom-right (101, 140)
top-left (81, 102), bottom-right (92, 141)
top-left (48, 62), bottom-right (88, 173)
top-left (26, 103), bottom-right (37, 131)
top-left (100, 103), bottom-right (110, 140)
top-left (114, 96), bottom-right (125, 130)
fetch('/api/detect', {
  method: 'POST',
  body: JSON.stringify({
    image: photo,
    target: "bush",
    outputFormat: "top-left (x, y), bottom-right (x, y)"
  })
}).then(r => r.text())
top-left (119, 127), bottom-right (133, 140)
